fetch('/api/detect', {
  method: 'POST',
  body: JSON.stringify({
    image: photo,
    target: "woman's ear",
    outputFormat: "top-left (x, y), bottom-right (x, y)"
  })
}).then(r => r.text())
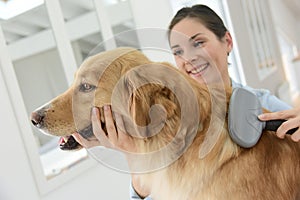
top-left (225, 31), bottom-right (233, 54)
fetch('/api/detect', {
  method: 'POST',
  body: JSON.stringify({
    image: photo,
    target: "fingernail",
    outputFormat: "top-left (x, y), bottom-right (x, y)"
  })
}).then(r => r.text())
top-left (291, 134), bottom-right (300, 142)
top-left (258, 114), bottom-right (265, 119)
top-left (104, 105), bottom-right (110, 111)
top-left (277, 132), bottom-right (285, 139)
top-left (92, 107), bottom-right (98, 115)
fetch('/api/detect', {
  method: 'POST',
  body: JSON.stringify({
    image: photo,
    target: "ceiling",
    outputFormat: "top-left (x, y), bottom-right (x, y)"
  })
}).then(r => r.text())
top-left (1, 0), bottom-right (300, 61)
top-left (0, 0), bottom-right (138, 60)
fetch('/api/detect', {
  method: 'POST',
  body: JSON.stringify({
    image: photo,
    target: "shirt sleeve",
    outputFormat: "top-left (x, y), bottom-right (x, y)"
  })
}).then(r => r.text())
top-left (231, 79), bottom-right (292, 112)
top-left (254, 88), bottom-right (292, 112)
top-left (129, 181), bottom-right (152, 200)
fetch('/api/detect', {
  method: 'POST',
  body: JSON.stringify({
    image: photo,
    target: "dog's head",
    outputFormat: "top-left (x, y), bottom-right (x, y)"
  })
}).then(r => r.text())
top-left (31, 47), bottom-right (228, 159)
top-left (30, 47), bottom-right (153, 150)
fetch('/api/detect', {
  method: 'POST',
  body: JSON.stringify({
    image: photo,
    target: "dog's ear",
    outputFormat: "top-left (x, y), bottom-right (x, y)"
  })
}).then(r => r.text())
top-left (123, 71), bottom-right (179, 139)
top-left (113, 62), bottom-right (200, 150)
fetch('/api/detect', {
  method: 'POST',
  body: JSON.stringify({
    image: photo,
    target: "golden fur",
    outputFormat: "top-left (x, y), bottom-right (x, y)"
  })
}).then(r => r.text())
top-left (31, 47), bottom-right (300, 199)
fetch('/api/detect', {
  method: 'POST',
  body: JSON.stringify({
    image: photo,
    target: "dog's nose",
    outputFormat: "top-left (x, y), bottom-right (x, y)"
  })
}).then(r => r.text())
top-left (30, 111), bottom-right (44, 128)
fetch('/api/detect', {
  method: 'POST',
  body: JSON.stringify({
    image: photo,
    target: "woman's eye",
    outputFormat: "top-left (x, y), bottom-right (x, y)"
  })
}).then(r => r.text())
top-left (193, 40), bottom-right (204, 48)
top-left (79, 83), bottom-right (95, 92)
top-left (173, 49), bottom-right (183, 56)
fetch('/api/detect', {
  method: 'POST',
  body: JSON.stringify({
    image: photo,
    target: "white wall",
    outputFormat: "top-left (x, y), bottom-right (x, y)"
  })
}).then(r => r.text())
top-left (269, 0), bottom-right (300, 47)
top-left (0, 68), bottom-right (40, 200)
top-left (129, 0), bottom-right (176, 63)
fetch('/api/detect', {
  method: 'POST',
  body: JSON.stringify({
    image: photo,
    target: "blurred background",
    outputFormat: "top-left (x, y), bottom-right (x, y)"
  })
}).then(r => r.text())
top-left (0, 0), bottom-right (299, 199)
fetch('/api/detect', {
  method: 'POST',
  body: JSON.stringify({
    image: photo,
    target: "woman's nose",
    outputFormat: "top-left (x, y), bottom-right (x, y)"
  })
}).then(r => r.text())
top-left (183, 49), bottom-right (198, 64)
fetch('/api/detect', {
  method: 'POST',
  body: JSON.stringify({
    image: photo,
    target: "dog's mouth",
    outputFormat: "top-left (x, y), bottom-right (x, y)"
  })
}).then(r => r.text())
top-left (59, 135), bottom-right (81, 150)
top-left (59, 124), bottom-right (95, 151)
top-left (57, 108), bottom-right (108, 151)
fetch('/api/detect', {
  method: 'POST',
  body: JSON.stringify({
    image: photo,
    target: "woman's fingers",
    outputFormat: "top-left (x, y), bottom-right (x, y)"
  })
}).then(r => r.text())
top-left (74, 105), bottom-right (137, 151)
top-left (276, 119), bottom-right (296, 138)
top-left (258, 107), bottom-right (300, 142)
top-left (115, 113), bottom-right (136, 152)
top-left (291, 129), bottom-right (300, 142)
top-left (91, 106), bottom-right (102, 136)
top-left (103, 105), bottom-right (118, 145)
top-left (258, 110), bottom-right (292, 121)
top-left (91, 106), bottom-right (112, 148)
top-left (115, 112), bottom-right (127, 141)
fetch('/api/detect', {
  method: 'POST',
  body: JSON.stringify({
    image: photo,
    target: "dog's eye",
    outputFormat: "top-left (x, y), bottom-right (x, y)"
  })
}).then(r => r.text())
top-left (79, 83), bottom-right (95, 92)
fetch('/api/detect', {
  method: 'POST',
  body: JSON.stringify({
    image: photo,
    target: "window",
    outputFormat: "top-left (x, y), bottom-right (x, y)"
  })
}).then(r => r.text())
top-left (241, 0), bottom-right (277, 80)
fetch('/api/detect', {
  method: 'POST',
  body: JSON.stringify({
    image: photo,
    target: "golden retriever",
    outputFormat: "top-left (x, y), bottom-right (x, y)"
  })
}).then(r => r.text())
top-left (31, 47), bottom-right (300, 199)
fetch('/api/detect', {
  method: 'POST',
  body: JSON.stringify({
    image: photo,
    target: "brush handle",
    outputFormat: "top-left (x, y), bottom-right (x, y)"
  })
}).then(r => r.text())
top-left (265, 120), bottom-right (299, 135)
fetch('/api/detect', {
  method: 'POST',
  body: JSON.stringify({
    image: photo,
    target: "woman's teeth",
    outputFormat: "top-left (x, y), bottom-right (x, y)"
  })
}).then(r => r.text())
top-left (190, 63), bottom-right (209, 74)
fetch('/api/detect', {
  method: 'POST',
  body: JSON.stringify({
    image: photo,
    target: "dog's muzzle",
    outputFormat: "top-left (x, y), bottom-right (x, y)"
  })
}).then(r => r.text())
top-left (30, 110), bottom-right (91, 151)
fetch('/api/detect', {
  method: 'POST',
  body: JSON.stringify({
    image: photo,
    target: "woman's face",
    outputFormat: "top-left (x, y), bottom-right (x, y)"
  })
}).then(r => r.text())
top-left (169, 18), bottom-right (233, 85)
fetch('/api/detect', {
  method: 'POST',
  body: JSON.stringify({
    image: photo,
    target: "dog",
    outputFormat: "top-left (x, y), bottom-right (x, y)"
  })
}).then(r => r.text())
top-left (31, 47), bottom-right (300, 199)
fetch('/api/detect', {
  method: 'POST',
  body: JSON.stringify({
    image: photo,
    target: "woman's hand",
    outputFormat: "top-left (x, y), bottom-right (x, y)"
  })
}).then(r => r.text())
top-left (72, 105), bottom-right (149, 197)
top-left (72, 105), bottom-right (137, 152)
top-left (258, 106), bottom-right (300, 142)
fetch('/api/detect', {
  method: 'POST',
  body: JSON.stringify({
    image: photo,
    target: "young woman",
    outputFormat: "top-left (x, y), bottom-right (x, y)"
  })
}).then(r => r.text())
top-left (73, 4), bottom-right (300, 199)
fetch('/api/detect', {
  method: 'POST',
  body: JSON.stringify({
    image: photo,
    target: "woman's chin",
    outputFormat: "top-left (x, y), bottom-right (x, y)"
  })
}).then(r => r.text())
top-left (190, 75), bottom-right (206, 84)
top-left (188, 71), bottom-right (208, 84)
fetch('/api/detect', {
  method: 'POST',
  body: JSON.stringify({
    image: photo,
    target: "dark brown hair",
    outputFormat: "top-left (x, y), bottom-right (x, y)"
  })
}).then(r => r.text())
top-left (168, 4), bottom-right (228, 41)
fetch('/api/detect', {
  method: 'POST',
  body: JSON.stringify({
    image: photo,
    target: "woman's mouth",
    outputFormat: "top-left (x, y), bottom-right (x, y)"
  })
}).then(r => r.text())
top-left (188, 63), bottom-right (209, 76)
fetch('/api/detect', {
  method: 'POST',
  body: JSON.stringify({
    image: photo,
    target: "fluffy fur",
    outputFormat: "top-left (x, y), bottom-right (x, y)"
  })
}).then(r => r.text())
top-left (31, 47), bottom-right (300, 199)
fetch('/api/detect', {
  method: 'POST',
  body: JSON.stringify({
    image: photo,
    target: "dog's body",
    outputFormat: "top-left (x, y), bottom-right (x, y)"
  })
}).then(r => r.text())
top-left (31, 47), bottom-right (300, 200)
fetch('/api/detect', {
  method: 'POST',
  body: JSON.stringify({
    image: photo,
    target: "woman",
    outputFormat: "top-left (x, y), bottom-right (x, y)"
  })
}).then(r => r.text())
top-left (73, 4), bottom-right (300, 199)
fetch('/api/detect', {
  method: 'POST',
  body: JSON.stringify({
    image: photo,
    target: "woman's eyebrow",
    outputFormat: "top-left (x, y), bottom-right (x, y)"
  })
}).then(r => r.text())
top-left (189, 33), bottom-right (203, 41)
top-left (171, 33), bottom-right (204, 49)
top-left (171, 44), bottom-right (180, 49)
